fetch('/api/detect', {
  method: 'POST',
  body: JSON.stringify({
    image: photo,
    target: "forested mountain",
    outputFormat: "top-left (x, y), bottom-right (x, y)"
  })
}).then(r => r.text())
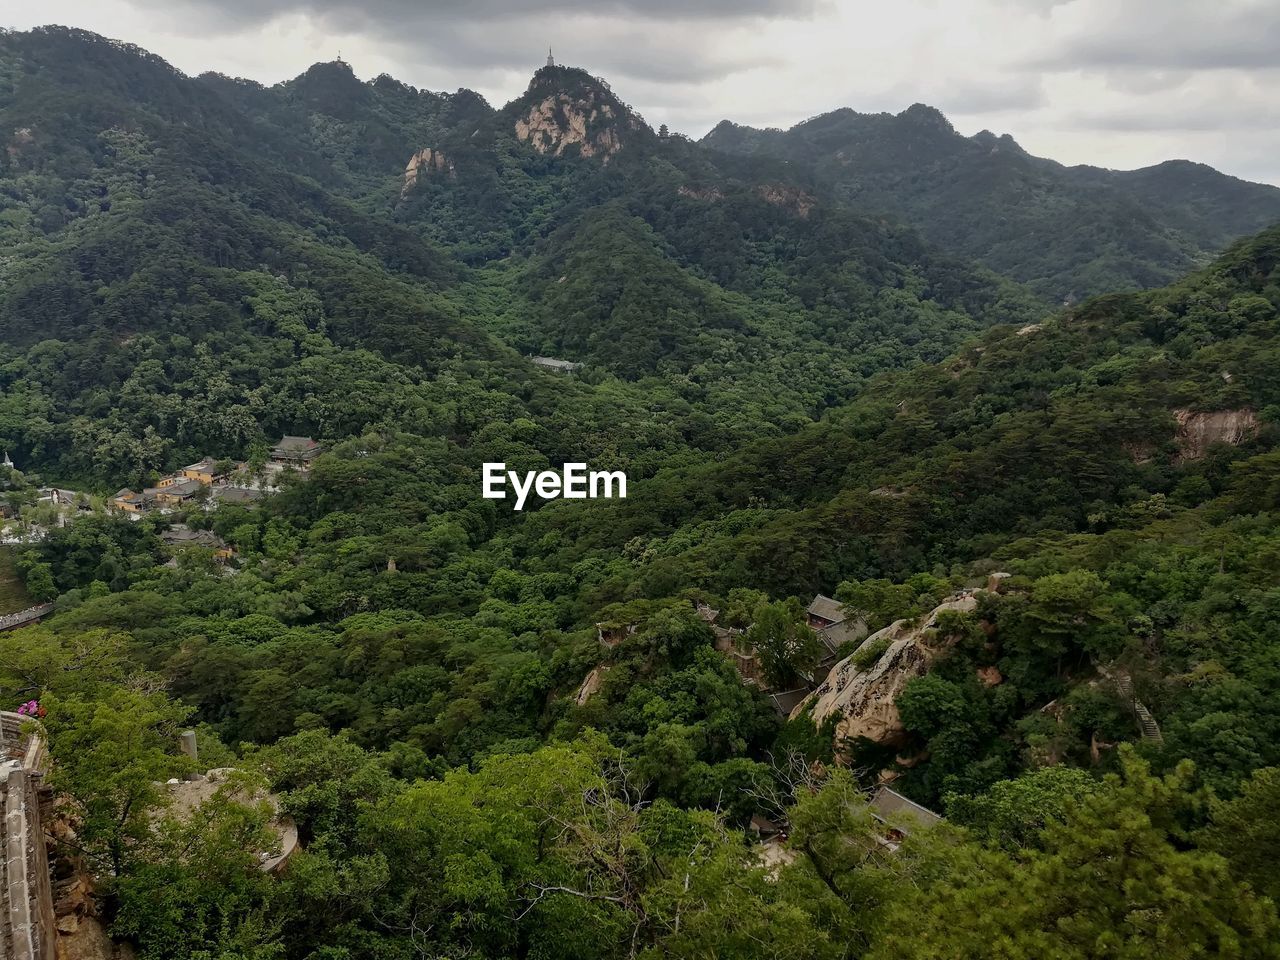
top-left (0, 27), bottom-right (1041, 479)
top-left (1, 23), bottom-right (1280, 960)
top-left (703, 106), bottom-right (1280, 301)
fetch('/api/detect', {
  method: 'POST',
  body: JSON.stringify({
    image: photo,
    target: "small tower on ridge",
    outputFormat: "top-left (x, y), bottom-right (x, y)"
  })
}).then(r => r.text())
top-left (546, 47), bottom-right (555, 68)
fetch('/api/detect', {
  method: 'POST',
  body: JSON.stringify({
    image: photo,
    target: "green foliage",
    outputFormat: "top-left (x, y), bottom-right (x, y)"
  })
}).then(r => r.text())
top-left (44, 688), bottom-right (193, 878)
top-left (849, 635), bottom-right (892, 670)
top-left (111, 771), bottom-right (280, 960)
top-left (836, 574), bottom-right (950, 632)
top-left (1200, 766), bottom-right (1280, 903)
top-left (745, 599), bottom-right (822, 689)
top-left (3, 25), bottom-right (1280, 957)
top-left (945, 765), bottom-right (1101, 850)
top-left (872, 751), bottom-right (1280, 959)
top-left (0, 546), bottom-right (33, 614)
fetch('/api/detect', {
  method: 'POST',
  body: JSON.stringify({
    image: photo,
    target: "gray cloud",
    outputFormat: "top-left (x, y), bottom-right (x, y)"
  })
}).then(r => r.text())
top-left (130, 0), bottom-right (822, 30)
top-left (1004, 0), bottom-right (1073, 9)
top-left (1033, 0), bottom-right (1280, 70)
top-left (1066, 96), bottom-right (1280, 133)
top-left (121, 0), bottom-right (819, 84)
top-left (366, 18), bottom-right (780, 83)
top-left (886, 75), bottom-right (1048, 115)
top-left (1099, 69), bottom-right (1193, 95)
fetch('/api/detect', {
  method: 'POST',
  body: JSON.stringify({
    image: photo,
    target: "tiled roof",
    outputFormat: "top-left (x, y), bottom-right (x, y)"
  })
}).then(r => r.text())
top-left (769, 687), bottom-right (811, 717)
top-left (214, 486), bottom-right (263, 504)
top-left (274, 436), bottom-right (318, 451)
top-left (157, 478), bottom-right (204, 498)
top-left (818, 617), bottom-right (867, 653)
top-left (161, 525), bottom-right (227, 548)
top-left (806, 594), bottom-right (846, 624)
top-left (869, 786), bottom-right (942, 828)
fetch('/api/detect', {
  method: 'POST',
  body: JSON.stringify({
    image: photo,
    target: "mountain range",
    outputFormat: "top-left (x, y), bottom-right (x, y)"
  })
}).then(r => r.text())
top-left (703, 106), bottom-right (1280, 301)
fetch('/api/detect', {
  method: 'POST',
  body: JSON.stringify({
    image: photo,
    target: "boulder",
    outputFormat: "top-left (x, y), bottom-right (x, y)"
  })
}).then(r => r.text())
top-left (792, 594), bottom-right (979, 750)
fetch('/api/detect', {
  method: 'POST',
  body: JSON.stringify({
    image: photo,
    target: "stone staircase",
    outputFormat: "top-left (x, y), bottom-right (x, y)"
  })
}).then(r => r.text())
top-left (1114, 673), bottom-right (1164, 744)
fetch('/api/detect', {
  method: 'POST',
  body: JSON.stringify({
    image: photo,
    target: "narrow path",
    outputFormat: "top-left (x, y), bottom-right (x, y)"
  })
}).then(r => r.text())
top-left (0, 606), bottom-right (54, 633)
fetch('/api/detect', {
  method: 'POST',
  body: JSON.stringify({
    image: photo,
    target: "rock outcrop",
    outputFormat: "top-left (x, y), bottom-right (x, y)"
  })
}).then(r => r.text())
top-left (574, 665), bottom-right (609, 706)
top-left (515, 92), bottom-right (624, 162)
top-left (755, 184), bottom-right (816, 217)
top-left (401, 147), bottom-right (455, 197)
top-left (791, 594), bottom-right (979, 748)
top-left (1174, 408), bottom-right (1258, 460)
top-left (56, 915), bottom-right (135, 960)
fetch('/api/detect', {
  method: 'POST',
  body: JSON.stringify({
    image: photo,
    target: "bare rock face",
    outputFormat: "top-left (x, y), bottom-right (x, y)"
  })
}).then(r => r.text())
top-left (755, 184), bottom-right (816, 217)
top-left (1174, 408), bottom-right (1258, 460)
top-left (514, 93), bottom-right (624, 162)
top-left (401, 147), bottom-right (455, 197)
top-left (792, 594), bottom-right (979, 749)
top-left (56, 914), bottom-right (135, 960)
top-left (575, 665), bottom-right (609, 706)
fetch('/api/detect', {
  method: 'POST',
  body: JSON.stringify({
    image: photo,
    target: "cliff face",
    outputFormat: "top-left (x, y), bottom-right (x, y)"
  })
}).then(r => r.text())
top-left (793, 594), bottom-right (980, 748)
top-left (401, 147), bottom-right (455, 197)
top-left (1174, 408), bottom-right (1258, 460)
top-left (515, 92), bottom-right (623, 161)
top-left (509, 65), bottom-right (646, 164)
top-left (574, 665), bottom-right (609, 706)
top-left (755, 184), bottom-right (816, 217)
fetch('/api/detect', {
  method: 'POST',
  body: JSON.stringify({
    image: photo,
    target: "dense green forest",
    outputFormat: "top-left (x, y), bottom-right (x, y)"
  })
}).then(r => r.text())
top-left (2, 24), bottom-right (1280, 960)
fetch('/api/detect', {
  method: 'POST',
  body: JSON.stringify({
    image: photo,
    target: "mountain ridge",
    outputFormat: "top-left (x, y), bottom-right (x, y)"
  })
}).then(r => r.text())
top-left (701, 104), bottom-right (1280, 301)
top-left (10, 24), bottom-right (1275, 307)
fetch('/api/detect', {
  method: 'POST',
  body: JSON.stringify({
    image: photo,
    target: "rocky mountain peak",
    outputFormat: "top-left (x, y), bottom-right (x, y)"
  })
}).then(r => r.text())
top-left (510, 64), bottom-right (650, 163)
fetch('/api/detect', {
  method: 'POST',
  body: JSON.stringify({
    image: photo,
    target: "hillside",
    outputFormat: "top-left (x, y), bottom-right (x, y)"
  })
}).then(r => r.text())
top-left (0, 26), bottom-right (1041, 483)
top-left (517, 223), bottom-right (1280, 591)
top-left (703, 106), bottom-right (1280, 302)
top-left (11, 209), bottom-right (1280, 960)
top-left (487, 221), bottom-right (1280, 795)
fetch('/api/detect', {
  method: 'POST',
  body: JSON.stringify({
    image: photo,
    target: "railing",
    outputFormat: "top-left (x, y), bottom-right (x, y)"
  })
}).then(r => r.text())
top-left (0, 605), bottom-right (54, 632)
top-left (1114, 674), bottom-right (1164, 744)
top-left (0, 710), bottom-right (55, 958)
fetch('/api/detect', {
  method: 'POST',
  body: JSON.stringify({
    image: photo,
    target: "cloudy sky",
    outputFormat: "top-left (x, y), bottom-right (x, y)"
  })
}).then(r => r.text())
top-left (8, 0), bottom-right (1279, 184)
